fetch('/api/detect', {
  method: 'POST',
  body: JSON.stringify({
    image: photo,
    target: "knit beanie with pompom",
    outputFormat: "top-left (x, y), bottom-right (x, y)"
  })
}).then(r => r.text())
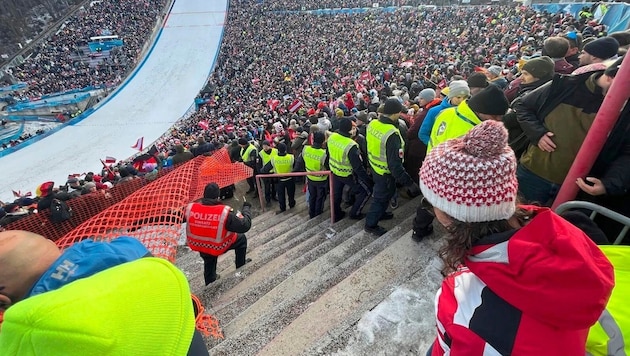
top-left (419, 120), bottom-right (518, 223)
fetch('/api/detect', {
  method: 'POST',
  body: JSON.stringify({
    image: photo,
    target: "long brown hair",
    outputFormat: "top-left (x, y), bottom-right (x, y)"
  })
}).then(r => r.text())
top-left (439, 207), bottom-right (534, 276)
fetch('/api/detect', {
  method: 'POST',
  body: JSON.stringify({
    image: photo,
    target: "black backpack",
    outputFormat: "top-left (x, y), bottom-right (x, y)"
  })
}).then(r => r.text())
top-left (50, 198), bottom-right (73, 223)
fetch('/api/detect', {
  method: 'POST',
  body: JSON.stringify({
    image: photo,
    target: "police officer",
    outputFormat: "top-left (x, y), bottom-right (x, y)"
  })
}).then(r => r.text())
top-left (258, 140), bottom-right (277, 206)
top-left (328, 118), bottom-right (372, 221)
top-left (365, 98), bottom-right (421, 236)
top-left (262, 142), bottom-right (295, 214)
top-left (185, 182), bottom-right (252, 285)
top-left (239, 138), bottom-right (258, 196)
top-left (298, 132), bottom-right (329, 219)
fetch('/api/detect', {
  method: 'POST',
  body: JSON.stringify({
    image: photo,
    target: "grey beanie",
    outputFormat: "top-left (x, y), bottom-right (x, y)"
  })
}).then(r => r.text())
top-left (418, 88), bottom-right (436, 102)
top-left (447, 80), bottom-right (470, 99)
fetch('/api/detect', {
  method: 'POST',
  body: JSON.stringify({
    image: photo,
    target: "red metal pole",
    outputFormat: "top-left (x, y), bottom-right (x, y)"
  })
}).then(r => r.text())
top-left (329, 173), bottom-right (335, 224)
top-left (552, 56), bottom-right (630, 209)
top-left (256, 175), bottom-right (264, 212)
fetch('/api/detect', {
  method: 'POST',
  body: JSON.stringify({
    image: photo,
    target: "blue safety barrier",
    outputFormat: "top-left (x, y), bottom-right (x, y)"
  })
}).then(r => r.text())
top-left (532, 3), bottom-right (630, 33)
top-left (88, 38), bottom-right (124, 53)
top-left (4, 115), bottom-right (62, 122)
top-left (0, 121), bottom-right (25, 146)
top-left (6, 93), bottom-right (90, 112)
top-left (0, 82), bottom-right (28, 94)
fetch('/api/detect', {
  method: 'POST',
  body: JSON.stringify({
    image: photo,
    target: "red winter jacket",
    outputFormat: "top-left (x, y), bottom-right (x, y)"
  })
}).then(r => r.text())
top-left (431, 207), bottom-right (614, 355)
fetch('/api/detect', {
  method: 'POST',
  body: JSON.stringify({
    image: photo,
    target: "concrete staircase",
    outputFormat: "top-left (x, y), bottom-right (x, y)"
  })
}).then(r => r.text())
top-left (176, 185), bottom-right (443, 355)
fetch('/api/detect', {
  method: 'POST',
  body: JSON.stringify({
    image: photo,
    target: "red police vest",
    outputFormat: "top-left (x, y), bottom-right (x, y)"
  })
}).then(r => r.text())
top-left (185, 203), bottom-right (237, 256)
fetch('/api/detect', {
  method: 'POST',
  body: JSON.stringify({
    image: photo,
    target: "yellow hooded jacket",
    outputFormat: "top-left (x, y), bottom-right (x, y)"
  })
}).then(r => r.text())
top-left (0, 258), bottom-right (195, 355)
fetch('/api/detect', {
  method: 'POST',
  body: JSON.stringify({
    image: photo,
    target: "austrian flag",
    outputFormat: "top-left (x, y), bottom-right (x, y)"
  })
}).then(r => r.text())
top-left (131, 137), bottom-right (144, 151)
top-left (288, 99), bottom-right (303, 113)
top-left (198, 120), bottom-right (209, 130)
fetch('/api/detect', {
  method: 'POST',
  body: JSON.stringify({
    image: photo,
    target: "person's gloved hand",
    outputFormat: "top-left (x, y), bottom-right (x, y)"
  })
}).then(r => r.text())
top-left (406, 183), bottom-right (421, 198)
top-left (242, 201), bottom-right (252, 209)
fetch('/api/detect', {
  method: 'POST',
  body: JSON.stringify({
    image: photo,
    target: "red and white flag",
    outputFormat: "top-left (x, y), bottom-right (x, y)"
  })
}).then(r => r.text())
top-left (131, 137), bottom-right (144, 151)
top-left (399, 60), bottom-right (414, 68)
top-left (288, 99), bottom-right (303, 113)
top-left (509, 43), bottom-right (519, 52)
top-left (355, 80), bottom-right (366, 93)
top-left (105, 156), bottom-right (116, 164)
top-left (359, 71), bottom-right (373, 82)
top-left (198, 120), bottom-right (209, 130)
top-left (12, 190), bottom-right (32, 198)
top-left (267, 99), bottom-right (280, 111)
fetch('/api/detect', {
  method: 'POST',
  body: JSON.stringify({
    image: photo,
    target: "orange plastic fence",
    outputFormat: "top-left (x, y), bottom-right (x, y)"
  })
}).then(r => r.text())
top-left (1, 168), bottom-right (172, 241)
top-left (53, 148), bottom-right (252, 340)
top-left (56, 148), bottom-right (252, 260)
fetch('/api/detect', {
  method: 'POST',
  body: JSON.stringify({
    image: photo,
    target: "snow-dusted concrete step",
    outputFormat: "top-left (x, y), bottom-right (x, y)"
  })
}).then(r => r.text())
top-left (202, 218), bottom-right (366, 339)
top-left (206, 213), bottom-right (332, 306)
top-left (206, 197), bottom-right (420, 354)
top-left (257, 229), bottom-right (440, 355)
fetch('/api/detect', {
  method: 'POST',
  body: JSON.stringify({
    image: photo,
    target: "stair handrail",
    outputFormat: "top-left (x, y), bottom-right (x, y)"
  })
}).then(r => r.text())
top-left (555, 200), bottom-right (630, 245)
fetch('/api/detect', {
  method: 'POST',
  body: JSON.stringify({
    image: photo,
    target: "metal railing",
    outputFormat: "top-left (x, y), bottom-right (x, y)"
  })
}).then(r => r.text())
top-left (255, 171), bottom-right (335, 223)
top-left (555, 201), bottom-right (630, 245)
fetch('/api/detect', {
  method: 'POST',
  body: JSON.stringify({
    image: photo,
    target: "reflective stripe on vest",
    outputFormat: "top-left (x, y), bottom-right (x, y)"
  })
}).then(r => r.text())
top-left (366, 118), bottom-right (404, 175)
top-left (259, 148), bottom-right (277, 167)
top-left (428, 102), bottom-right (479, 152)
top-left (185, 203), bottom-right (237, 256)
top-left (272, 154), bottom-right (294, 174)
top-left (241, 144), bottom-right (256, 163)
top-left (327, 133), bottom-right (357, 177)
top-left (587, 246), bottom-right (629, 356)
top-left (303, 145), bottom-right (328, 181)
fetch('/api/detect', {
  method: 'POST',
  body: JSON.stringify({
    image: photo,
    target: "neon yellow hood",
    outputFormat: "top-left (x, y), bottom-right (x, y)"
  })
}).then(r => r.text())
top-left (0, 257), bottom-right (195, 355)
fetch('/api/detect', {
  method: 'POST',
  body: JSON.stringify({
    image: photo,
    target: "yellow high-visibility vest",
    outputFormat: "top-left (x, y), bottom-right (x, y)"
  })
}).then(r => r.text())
top-left (302, 145), bottom-right (327, 182)
top-left (327, 133), bottom-right (357, 177)
top-left (587, 245), bottom-right (630, 356)
top-left (366, 118), bottom-right (404, 175)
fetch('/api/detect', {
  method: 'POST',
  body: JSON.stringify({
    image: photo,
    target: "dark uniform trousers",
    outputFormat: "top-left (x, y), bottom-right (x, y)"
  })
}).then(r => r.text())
top-left (333, 174), bottom-right (370, 218)
top-left (307, 178), bottom-right (328, 218)
top-left (199, 233), bottom-right (247, 285)
top-left (245, 162), bottom-right (258, 192)
top-left (365, 173), bottom-right (396, 228)
top-left (263, 177), bottom-right (276, 203)
top-left (276, 177), bottom-right (296, 211)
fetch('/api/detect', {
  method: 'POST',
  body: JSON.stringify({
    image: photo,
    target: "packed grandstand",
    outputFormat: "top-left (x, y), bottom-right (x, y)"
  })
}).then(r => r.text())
top-left (1, 0), bottom-right (630, 354)
top-left (0, 0), bottom-right (627, 231)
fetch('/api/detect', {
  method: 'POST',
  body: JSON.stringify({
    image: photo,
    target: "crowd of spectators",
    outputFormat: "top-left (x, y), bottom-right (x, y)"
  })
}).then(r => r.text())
top-left (2, 0), bottom-right (629, 230)
top-left (259, 0), bottom-right (434, 12)
top-left (160, 3), bottom-right (608, 149)
top-left (7, 0), bottom-right (168, 99)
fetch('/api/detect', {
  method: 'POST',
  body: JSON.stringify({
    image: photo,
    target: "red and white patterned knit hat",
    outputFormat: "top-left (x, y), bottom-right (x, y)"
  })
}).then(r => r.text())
top-left (419, 120), bottom-right (518, 223)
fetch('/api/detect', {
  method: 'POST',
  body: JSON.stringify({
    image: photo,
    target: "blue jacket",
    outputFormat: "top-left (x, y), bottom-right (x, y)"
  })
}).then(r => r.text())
top-left (28, 237), bottom-right (149, 298)
top-left (418, 97), bottom-right (453, 145)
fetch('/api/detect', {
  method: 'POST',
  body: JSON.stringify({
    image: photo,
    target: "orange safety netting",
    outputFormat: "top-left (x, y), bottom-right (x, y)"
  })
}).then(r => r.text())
top-left (1, 171), bottom-right (172, 241)
top-left (55, 148), bottom-right (252, 259)
top-left (47, 148), bottom-right (252, 339)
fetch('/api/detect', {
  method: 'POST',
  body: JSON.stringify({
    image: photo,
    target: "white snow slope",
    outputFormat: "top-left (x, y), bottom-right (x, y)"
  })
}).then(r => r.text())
top-left (0, 0), bottom-right (227, 202)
